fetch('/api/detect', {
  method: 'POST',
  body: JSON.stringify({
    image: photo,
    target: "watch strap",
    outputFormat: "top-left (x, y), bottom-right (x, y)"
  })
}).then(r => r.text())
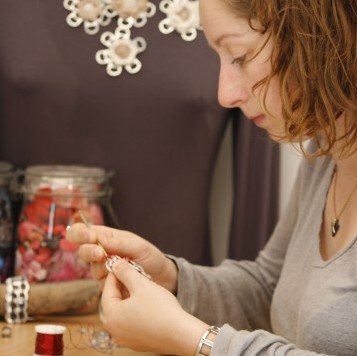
top-left (195, 326), bottom-right (221, 356)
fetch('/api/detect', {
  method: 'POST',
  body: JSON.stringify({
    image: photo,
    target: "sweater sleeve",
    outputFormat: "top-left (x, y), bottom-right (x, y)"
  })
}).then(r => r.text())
top-left (172, 156), bottom-right (312, 336)
top-left (212, 325), bottom-right (333, 355)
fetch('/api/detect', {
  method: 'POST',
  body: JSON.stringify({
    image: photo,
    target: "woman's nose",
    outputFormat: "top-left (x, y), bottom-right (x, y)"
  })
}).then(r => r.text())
top-left (217, 65), bottom-right (249, 108)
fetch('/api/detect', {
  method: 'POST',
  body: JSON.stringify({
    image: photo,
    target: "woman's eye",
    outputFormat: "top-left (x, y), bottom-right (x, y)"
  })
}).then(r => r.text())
top-left (231, 55), bottom-right (247, 65)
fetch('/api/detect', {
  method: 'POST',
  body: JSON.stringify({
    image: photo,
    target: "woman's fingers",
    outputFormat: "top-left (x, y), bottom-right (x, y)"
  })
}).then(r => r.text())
top-left (102, 269), bottom-right (124, 301)
top-left (103, 258), bottom-right (147, 297)
top-left (92, 226), bottom-right (151, 260)
top-left (101, 259), bottom-right (145, 321)
top-left (100, 258), bottom-right (207, 355)
top-left (67, 223), bottom-right (150, 260)
top-left (67, 223), bottom-right (176, 291)
top-left (110, 257), bottom-right (150, 292)
top-left (90, 261), bottom-right (108, 281)
top-left (78, 243), bottom-right (106, 262)
top-left (66, 222), bottom-right (97, 244)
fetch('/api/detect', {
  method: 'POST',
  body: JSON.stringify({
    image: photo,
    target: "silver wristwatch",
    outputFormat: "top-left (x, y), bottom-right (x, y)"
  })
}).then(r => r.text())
top-left (196, 326), bottom-right (221, 356)
top-left (4, 276), bottom-right (30, 324)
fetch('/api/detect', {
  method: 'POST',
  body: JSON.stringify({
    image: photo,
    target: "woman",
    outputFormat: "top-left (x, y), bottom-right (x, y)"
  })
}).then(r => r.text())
top-left (67, 0), bottom-right (357, 355)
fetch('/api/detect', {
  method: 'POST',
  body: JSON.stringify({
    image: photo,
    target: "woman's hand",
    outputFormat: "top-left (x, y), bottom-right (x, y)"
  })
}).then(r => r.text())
top-left (66, 223), bottom-right (178, 293)
top-left (101, 257), bottom-right (208, 355)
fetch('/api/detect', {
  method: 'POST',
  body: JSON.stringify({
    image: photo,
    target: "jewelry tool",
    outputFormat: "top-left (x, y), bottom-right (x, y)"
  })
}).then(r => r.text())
top-left (77, 211), bottom-right (152, 280)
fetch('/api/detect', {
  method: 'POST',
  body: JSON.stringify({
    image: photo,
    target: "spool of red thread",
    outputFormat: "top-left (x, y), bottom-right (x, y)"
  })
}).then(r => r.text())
top-left (34, 324), bottom-right (66, 356)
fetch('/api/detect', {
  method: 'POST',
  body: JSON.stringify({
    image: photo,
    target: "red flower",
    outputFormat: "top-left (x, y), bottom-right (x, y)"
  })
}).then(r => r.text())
top-left (34, 247), bottom-right (52, 264)
top-left (17, 221), bottom-right (38, 241)
top-left (16, 185), bottom-right (103, 282)
top-left (23, 201), bottom-right (50, 226)
top-left (32, 187), bottom-right (53, 208)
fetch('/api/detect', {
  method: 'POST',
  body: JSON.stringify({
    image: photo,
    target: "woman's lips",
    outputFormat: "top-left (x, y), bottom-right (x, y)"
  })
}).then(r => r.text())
top-left (248, 114), bottom-right (265, 126)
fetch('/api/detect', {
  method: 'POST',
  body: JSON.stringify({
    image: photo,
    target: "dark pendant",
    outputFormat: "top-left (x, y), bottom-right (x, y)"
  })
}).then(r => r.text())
top-left (331, 218), bottom-right (340, 237)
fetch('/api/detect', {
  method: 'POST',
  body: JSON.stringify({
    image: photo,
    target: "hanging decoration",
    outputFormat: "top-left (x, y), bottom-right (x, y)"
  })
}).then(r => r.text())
top-left (96, 2), bottom-right (155, 76)
top-left (158, 0), bottom-right (201, 41)
top-left (64, 0), bottom-right (114, 35)
top-left (63, 0), bottom-right (201, 76)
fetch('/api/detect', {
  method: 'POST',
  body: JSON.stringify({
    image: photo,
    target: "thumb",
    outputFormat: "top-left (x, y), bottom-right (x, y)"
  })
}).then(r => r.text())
top-left (102, 271), bottom-right (123, 301)
top-left (110, 257), bottom-right (149, 293)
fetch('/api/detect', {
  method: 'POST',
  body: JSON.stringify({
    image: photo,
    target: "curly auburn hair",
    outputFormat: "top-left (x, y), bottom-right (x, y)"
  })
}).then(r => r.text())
top-left (224, 0), bottom-right (357, 156)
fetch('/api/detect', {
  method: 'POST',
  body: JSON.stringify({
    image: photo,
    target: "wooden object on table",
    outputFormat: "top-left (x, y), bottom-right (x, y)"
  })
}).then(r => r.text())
top-left (0, 279), bottom-right (101, 315)
top-left (0, 312), bottom-right (161, 356)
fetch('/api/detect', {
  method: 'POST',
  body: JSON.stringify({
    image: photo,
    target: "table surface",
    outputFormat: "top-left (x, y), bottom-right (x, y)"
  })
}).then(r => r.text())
top-left (0, 313), bottom-right (161, 356)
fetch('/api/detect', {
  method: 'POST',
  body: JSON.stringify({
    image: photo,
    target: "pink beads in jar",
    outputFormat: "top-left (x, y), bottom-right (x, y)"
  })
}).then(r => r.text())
top-left (14, 165), bottom-right (113, 283)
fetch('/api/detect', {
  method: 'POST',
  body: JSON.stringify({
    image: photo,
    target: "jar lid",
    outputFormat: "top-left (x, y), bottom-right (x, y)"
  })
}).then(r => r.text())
top-left (25, 165), bottom-right (106, 180)
top-left (0, 161), bottom-right (13, 185)
top-left (21, 165), bottom-right (111, 196)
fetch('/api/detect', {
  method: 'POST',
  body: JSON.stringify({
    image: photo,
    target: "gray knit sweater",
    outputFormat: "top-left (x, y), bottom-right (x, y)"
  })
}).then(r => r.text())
top-left (174, 153), bottom-right (357, 355)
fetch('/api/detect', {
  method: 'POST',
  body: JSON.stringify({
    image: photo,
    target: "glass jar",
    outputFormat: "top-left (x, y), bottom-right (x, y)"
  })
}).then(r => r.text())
top-left (0, 161), bottom-right (14, 282)
top-left (14, 165), bottom-right (113, 283)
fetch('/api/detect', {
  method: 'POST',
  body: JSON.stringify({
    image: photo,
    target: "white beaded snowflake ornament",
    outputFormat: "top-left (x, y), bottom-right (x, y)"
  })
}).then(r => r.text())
top-left (64, 0), bottom-right (113, 35)
top-left (159, 0), bottom-right (201, 41)
top-left (107, 0), bottom-right (156, 27)
top-left (95, 20), bottom-right (147, 76)
top-left (63, 0), bottom-right (201, 76)
top-left (95, 1), bottom-right (156, 76)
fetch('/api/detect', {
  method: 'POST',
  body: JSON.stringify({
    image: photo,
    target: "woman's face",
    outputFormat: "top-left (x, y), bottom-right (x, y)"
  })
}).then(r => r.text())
top-left (200, 0), bottom-right (286, 141)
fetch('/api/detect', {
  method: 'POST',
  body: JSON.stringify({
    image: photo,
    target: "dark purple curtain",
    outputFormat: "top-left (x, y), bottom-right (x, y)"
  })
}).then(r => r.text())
top-left (0, 1), bottom-right (279, 266)
top-left (229, 109), bottom-right (280, 260)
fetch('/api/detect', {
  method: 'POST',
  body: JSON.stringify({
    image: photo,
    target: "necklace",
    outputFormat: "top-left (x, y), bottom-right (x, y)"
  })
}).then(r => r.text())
top-left (331, 167), bottom-right (357, 237)
top-left (63, 0), bottom-right (201, 76)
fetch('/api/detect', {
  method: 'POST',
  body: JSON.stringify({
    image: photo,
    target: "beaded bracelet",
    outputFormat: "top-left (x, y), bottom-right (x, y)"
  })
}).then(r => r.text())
top-left (195, 326), bottom-right (221, 356)
top-left (4, 276), bottom-right (30, 324)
